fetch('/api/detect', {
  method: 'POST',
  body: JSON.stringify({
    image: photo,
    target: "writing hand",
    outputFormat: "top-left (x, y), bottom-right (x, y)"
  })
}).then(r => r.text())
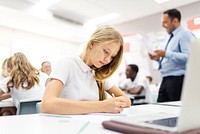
top-left (102, 97), bottom-right (127, 113)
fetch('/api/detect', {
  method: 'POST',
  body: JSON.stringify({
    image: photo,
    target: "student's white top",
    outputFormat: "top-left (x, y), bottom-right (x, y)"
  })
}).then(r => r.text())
top-left (0, 73), bottom-right (48, 107)
top-left (49, 56), bottom-right (114, 100)
top-left (119, 74), bottom-right (147, 96)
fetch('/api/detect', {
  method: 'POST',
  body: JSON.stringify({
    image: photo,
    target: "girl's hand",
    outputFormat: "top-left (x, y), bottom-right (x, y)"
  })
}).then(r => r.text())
top-left (101, 97), bottom-right (127, 113)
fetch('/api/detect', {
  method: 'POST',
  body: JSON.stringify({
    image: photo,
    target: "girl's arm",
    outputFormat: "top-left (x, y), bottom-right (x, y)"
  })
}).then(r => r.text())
top-left (0, 90), bottom-right (11, 101)
top-left (42, 79), bottom-right (127, 115)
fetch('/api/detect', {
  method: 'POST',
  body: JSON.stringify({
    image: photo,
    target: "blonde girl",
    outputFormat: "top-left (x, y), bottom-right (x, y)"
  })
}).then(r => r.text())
top-left (0, 52), bottom-right (47, 115)
top-left (42, 25), bottom-right (131, 115)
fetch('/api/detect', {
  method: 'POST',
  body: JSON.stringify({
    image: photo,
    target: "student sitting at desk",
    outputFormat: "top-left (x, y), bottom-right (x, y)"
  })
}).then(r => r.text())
top-left (119, 64), bottom-right (151, 104)
top-left (42, 25), bottom-right (131, 115)
top-left (0, 52), bottom-right (47, 116)
top-left (0, 57), bottom-right (13, 116)
top-left (119, 64), bottom-right (147, 96)
top-left (0, 57), bottom-right (13, 100)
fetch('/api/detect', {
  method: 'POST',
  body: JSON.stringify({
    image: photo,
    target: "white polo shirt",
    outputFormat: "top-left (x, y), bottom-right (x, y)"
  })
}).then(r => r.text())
top-left (119, 74), bottom-right (147, 96)
top-left (49, 56), bottom-right (114, 100)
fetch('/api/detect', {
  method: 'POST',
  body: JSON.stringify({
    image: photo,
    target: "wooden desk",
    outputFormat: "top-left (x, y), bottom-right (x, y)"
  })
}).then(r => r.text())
top-left (0, 103), bottom-right (180, 134)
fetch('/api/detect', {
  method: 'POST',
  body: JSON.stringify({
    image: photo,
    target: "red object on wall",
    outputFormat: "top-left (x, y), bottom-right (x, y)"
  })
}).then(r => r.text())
top-left (187, 16), bottom-right (200, 30)
top-left (123, 42), bottom-right (130, 52)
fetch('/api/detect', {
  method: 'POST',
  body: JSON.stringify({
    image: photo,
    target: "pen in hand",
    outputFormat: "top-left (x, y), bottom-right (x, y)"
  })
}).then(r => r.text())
top-left (112, 93), bottom-right (115, 98)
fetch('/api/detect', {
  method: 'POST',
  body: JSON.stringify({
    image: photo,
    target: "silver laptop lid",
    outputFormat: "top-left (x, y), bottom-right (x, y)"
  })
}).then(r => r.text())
top-left (177, 40), bottom-right (200, 132)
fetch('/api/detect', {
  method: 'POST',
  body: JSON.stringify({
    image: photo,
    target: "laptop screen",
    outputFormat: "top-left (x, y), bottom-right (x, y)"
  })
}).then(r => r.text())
top-left (145, 117), bottom-right (178, 127)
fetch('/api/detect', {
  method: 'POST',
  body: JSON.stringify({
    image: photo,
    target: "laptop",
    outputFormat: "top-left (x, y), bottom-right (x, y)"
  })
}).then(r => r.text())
top-left (111, 40), bottom-right (200, 132)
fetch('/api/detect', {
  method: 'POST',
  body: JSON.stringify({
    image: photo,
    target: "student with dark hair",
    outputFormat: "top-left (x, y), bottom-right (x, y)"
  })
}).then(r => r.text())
top-left (119, 64), bottom-right (147, 96)
top-left (149, 8), bottom-right (196, 102)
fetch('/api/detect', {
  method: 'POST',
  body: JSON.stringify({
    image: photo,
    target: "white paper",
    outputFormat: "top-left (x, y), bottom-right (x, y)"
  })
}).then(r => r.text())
top-left (137, 34), bottom-right (155, 55)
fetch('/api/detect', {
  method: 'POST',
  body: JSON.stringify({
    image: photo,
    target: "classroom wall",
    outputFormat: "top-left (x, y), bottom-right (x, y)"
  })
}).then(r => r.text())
top-left (116, 1), bottom-right (200, 38)
top-left (116, 1), bottom-right (200, 84)
top-left (0, 25), bottom-right (83, 69)
top-left (0, 5), bottom-right (88, 70)
top-left (1, 2), bottom-right (199, 83)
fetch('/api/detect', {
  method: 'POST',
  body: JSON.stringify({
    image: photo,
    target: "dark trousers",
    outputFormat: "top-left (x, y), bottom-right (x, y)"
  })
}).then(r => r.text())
top-left (157, 75), bottom-right (184, 102)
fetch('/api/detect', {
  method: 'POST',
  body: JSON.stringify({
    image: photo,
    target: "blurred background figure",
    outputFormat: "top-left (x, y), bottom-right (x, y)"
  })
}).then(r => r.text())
top-left (0, 56), bottom-right (13, 116)
top-left (0, 52), bottom-right (48, 116)
top-left (0, 57), bottom-right (13, 100)
top-left (119, 64), bottom-right (149, 104)
top-left (0, 57), bottom-right (12, 80)
top-left (119, 64), bottom-right (147, 96)
top-left (41, 61), bottom-right (52, 76)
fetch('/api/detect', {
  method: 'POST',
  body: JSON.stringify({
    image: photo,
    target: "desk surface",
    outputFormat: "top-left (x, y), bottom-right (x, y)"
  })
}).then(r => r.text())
top-left (0, 103), bottom-right (181, 134)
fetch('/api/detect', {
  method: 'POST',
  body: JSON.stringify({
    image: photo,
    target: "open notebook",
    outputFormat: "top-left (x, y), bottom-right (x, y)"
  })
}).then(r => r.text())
top-left (103, 40), bottom-right (200, 133)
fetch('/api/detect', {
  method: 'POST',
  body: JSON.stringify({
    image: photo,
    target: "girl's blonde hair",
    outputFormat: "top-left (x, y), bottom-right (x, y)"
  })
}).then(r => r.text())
top-left (82, 25), bottom-right (124, 100)
top-left (7, 52), bottom-right (40, 92)
top-left (2, 57), bottom-right (13, 77)
top-left (2, 58), bottom-right (8, 70)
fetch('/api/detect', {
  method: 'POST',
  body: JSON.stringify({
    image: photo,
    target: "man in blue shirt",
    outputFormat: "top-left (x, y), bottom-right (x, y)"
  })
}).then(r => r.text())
top-left (149, 8), bottom-right (196, 102)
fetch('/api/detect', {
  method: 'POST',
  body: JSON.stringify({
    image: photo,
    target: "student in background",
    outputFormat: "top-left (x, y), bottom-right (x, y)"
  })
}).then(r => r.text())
top-left (0, 52), bottom-right (47, 116)
top-left (0, 58), bottom-right (8, 80)
top-left (0, 57), bottom-right (11, 80)
top-left (119, 64), bottom-right (147, 96)
top-left (42, 25), bottom-right (131, 115)
top-left (149, 8), bottom-right (196, 102)
top-left (41, 61), bottom-right (52, 76)
top-left (0, 57), bottom-right (13, 116)
top-left (0, 57), bottom-right (13, 100)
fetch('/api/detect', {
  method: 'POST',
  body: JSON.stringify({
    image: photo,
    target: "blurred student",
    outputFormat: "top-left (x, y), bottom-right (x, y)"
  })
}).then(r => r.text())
top-left (119, 64), bottom-right (147, 96)
top-left (0, 52), bottom-right (47, 116)
top-left (1, 57), bottom-right (12, 80)
top-left (149, 8), bottom-right (196, 102)
top-left (0, 57), bottom-right (13, 100)
top-left (0, 57), bottom-right (13, 116)
top-left (41, 61), bottom-right (52, 76)
top-left (42, 25), bottom-right (131, 115)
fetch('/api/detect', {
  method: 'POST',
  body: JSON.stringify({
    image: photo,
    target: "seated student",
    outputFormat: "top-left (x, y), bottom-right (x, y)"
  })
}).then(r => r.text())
top-left (1, 57), bottom-right (11, 80)
top-left (119, 64), bottom-right (147, 96)
top-left (0, 57), bottom-right (13, 99)
top-left (41, 61), bottom-right (52, 76)
top-left (42, 25), bottom-right (131, 115)
top-left (0, 57), bottom-right (13, 116)
top-left (0, 52), bottom-right (48, 116)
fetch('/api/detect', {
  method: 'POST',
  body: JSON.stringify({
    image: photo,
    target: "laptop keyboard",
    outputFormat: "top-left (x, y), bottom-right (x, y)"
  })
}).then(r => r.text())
top-left (145, 117), bottom-right (178, 127)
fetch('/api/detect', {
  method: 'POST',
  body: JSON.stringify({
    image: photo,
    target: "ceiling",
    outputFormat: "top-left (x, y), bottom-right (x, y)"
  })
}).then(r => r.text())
top-left (0, 0), bottom-right (199, 26)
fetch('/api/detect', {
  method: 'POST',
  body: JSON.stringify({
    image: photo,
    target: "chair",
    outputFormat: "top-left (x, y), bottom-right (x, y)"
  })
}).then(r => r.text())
top-left (16, 99), bottom-right (41, 115)
top-left (133, 95), bottom-right (147, 105)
